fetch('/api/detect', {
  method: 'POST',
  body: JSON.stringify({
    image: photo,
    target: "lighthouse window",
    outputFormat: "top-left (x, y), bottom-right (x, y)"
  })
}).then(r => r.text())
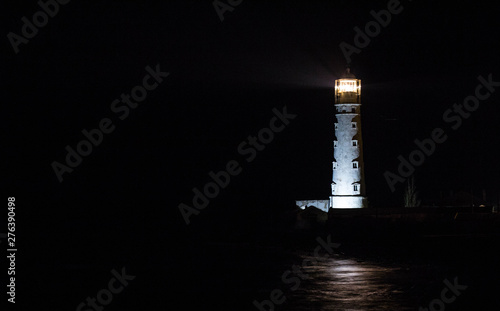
top-left (352, 140), bottom-right (358, 147)
top-left (334, 141), bottom-right (338, 147)
top-left (353, 185), bottom-right (358, 192)
top-left (352, 122), bottom-right (357, 128)
top-left (333, 162), bottom-right (337, 170)
top-left (351, 107), bottom-right (356, 113)
top-left (353, 161), bottom-right (358, 169)
top-left (335, 123), bottom-right (338, 129)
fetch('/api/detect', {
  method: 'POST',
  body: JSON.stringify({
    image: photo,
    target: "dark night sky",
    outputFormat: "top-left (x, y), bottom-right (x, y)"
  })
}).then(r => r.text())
top-left (2, 0), bottom-right (500, 309)
top-left (3, 0), bottom-right (500, 224)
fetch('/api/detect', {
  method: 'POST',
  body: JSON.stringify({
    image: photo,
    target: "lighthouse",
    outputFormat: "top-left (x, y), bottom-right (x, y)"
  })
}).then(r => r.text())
top-left (295, 67), bottom-right (367, 212)
top-left (330, 67), bottom-right (367, 209)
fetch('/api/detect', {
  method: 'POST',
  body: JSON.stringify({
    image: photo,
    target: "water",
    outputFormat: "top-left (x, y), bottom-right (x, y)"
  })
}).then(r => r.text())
top-left (23, 222), bottom-right (500, 310)
top-left (282, 256), bottom-right (418, 310)
top-left (242, 236), bottom-right (499, 311)
top-left (202, 237), bottom-right (500, 311)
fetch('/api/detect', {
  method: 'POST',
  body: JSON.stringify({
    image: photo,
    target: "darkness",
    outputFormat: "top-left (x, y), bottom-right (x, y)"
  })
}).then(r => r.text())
top-left (2, 0), bottom-right (500, 309)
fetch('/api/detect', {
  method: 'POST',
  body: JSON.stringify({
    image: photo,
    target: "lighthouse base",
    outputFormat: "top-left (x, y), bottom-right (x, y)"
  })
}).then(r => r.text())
top-left (330, 195), bottom-right (367, 209)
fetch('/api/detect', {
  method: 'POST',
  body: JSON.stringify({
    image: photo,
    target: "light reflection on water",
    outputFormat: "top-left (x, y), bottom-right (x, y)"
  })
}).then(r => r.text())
top-left (284, 256), bottom-right (416, 311)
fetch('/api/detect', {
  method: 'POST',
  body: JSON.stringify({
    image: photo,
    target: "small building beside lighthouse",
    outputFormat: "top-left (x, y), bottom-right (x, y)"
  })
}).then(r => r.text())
top-left (296, 67), bottom-right (367, 212)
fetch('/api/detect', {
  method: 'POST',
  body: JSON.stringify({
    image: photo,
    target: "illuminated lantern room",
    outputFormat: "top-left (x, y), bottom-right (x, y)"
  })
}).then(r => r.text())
top-left (335, 68), bottom-right (361, 105)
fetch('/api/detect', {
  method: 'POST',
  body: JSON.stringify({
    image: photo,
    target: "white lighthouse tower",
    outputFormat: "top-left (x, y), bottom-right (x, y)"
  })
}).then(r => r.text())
top-left (330, 68), bottom-right (367, 209)
top-left (295, 67), bottom-right (367, 213)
